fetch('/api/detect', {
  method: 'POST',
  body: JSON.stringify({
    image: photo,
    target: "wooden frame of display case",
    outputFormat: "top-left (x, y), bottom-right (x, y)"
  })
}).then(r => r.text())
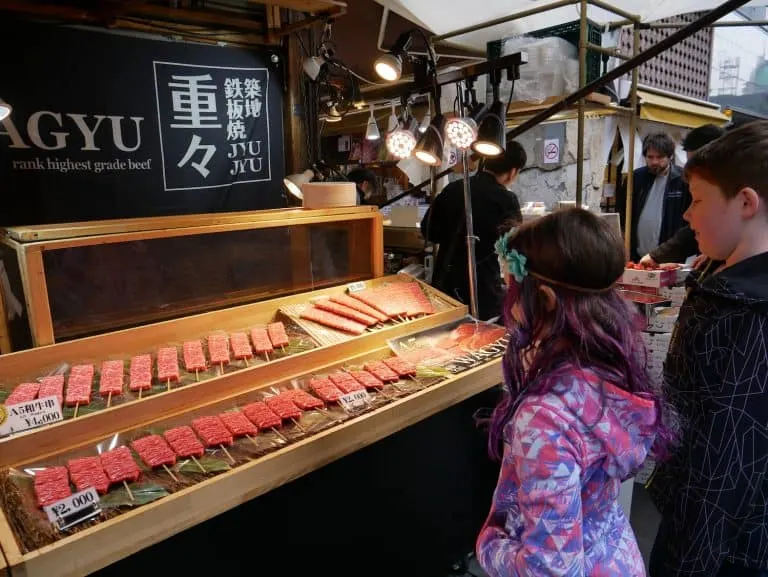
top-left (0, 206), bottom-right (384, 350)
top-left (0, 344), bottom-right (502, 577)
top-left (0, 275), bottom-right (466, 469)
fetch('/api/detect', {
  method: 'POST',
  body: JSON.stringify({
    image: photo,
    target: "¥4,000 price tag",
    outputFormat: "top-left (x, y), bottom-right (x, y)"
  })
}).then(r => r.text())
top-left (0, 395), bottom-right (64, 437)
top-left (44, 487), bottom-right (101, 531)
top-left (339, 389), bottom-right (370, 412)
top-left (347, 281), bottom-right (366, 293)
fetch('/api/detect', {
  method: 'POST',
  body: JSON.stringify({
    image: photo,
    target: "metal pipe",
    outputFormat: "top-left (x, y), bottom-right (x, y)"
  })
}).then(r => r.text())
top-left (505, 0), bottom-right (751, 141)
top-left (431, 0), bottom-right (578, 43)
top-left (380, 0), bottom-right (751, 209)
top-left (625, 25), bottom-right (639, 254)
top-left (646, 19), bottom-right (768, 28)
top-left (456, 84), bottom-right (480, 318)
top-left (587, 42), bottom-right (630, 60)
top-left (588, 0), bottom-right (641, 22)
top-left (576, 0), bottom-right (587, 206)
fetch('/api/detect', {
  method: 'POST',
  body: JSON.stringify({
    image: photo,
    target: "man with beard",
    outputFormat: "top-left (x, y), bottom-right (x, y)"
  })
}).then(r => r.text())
top-left (616, 132), bottom-right (690, 262)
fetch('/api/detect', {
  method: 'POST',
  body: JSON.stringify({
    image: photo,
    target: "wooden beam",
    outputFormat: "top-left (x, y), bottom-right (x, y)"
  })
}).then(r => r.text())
top-left (127, 3), bottom-right (266, 32)
top-left (249, 0), bottom-right (346, 11)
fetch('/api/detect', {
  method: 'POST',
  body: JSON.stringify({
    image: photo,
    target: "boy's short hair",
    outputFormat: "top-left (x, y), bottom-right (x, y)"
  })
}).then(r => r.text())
top-left (682, 124), bottom-right (725, 152)
top-left (484, 141), bottom-right (527, 175)
top-left (642, 132), bottom-right (675, 158)
top-left (684, 120), bottom-right (768, 202)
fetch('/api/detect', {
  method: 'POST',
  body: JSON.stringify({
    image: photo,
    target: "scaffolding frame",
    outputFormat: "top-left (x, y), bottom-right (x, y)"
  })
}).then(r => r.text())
top-left (429, 0), bottom-right (751, 251)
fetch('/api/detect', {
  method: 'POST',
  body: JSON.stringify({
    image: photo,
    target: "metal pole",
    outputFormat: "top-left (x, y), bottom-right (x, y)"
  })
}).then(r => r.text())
top-left (625, 25), bottom-right (639, 254)
top-left (576, 0), bottom-right (588, 207)
top-left (456, 84), bottom-right (480, 318)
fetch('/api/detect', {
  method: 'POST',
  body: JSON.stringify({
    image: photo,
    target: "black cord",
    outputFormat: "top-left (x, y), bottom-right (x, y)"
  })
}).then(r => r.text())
top-left (506, 77), bottom-right (516, 115)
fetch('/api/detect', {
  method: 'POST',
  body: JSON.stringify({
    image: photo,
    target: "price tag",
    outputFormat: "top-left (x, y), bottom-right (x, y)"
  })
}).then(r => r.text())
top-left (338, 389), bottom-right (370, 412)
top-left (44, 487), bottom-right (101, 531)
top-left (0, 395), bottom-right (64, 438)
top-left (347, 281), bottom-right (366, 293)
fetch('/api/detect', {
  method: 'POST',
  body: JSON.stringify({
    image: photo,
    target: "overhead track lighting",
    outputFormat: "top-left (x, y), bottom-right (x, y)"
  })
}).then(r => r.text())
top-left (325, 103), bottom-right (343, 123)
top-left (414, 115), bottom-right (445, 166)
top-left (365, 105), bottom-right (380, 141)
top-left (471, 100), bottom-right (505, 157)
top-left (445, 81), bottom-right (486, 150)
top-left (374, 28), bottom-right (437, 83)
top-left (283, 169), bottom-right (316, 201)
top-left (0, 98), bottom-right (11, 122)
top-left (386, 117), bottom-right (418, 159)
top-left (418, 113), bottom-right (430, 134)
top-left (302, 56), bottom-right (325, 81)
top-left (471, 70), bottom-right (506, 157)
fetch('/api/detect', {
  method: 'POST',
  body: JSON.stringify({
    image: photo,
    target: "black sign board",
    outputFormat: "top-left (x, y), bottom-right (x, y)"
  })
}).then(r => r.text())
top-left (0, 19), bottom-right (286, 225)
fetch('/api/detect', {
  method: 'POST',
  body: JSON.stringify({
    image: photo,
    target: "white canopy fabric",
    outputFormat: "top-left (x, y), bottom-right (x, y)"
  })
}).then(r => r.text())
top-left (376, 0), bottom-right (766, 50)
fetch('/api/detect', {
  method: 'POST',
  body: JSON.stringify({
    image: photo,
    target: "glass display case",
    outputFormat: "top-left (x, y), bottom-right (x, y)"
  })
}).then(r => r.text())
top-left (0, 207), bottom-right (383, 350)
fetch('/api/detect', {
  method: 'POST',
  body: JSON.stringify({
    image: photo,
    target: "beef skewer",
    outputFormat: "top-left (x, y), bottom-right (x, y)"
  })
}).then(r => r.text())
top-left (129, 355), bottom-right (152, 399)
top-left (265, 393), bottom-right (306, 433)
top-left (99, 360), bottom-right (124, 408)
top-left (66, 364), bottom-right (94, 418)
top-left (250, 327), bottom-right (273, 362)
top-left (182, 341), bottom-right (207, 382)
top-left (219, 411), bottom-right (260, 448)
top-left (242, 402), bottom-right (288, 443)
top-left (131, 435), bottom-right (178, 482)
top-left (208, 334), bottom-right (230, 376)
top-left (164, 426), bottom-right (206, 473)
top-left (267, 322), bottom-right (290, 353)
top-left (230, 332), bottom-right (253, 367)
top-left (192, 416), bottom-right (235, 464)
top-left (157, 347), bottom-right (180, 392)
top-left (101, 446), bottom-right (141, 499)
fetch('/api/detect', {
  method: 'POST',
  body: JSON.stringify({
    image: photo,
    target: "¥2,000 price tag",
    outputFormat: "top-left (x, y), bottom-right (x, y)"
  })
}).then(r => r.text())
top-left (347, 281), bottom-right (366, 293)
top-left (339, 390), bottom-right (370, 412)
top-left (44, 487), bottom-right (101, 531)
top-left (0, 395), bottom-right (64, 437)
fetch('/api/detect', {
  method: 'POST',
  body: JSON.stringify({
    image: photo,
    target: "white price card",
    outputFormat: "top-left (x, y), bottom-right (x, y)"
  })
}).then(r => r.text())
top-left (338, 389), bottom-right (370, 412)
top-left (44, 487), bottom-right (102, 531)
top-left (0, 395), bottom-right (64, 437)
top-left (347, 281), bottom-right (367, 293)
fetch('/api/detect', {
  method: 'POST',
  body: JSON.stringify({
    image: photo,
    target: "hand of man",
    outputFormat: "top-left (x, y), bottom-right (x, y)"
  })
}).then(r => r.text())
top-left (692, 254), bottom-right (708, 270)
top-left (639, 254), bottom-right (657, 268)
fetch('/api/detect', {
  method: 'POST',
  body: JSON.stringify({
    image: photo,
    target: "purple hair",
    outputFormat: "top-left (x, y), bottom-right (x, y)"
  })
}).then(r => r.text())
top-left (486, 210), bottom-right (678, 461)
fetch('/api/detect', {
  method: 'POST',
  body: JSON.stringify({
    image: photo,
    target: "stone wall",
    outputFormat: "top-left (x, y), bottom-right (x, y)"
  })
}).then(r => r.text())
top-left (509, 116), bottom-right (608, 211)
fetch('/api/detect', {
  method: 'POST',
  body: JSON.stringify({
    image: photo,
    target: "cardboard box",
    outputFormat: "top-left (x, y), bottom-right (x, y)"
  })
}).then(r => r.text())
top-left (622, 267), bottom-right (677, 288)
top-left (647, 306), bottom-right (680, 333)
top-left (659, 286), bottom-right (687, 306)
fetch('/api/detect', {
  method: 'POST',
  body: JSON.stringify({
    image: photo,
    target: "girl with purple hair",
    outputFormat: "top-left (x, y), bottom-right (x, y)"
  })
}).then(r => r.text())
top-left (476, 208), bottom-right (676, 576)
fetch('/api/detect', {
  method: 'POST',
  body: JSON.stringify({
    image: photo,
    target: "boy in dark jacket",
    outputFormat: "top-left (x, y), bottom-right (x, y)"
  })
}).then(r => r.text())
top-left (648, 121), bottom-right (768, 577)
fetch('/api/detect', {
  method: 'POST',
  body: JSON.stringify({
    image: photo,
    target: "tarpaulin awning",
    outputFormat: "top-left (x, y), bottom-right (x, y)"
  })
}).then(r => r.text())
top-left (638, 89), bottom-right (731, 127)
top-left (376, 0), bottom-right (766, 50)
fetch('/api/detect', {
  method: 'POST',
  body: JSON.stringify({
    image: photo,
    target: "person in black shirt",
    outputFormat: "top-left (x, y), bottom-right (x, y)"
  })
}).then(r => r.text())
top-left (420, 142), bottom-right (527, 321)
top-left (347, 168), bottom-right (380, 205)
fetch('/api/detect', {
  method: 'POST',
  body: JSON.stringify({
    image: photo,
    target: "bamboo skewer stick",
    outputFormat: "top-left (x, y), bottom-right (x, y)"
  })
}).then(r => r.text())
top-left (123, 480), bottom-right (134, 501)
top-left (162, 464), bottom-right (179, 482)
top-left (73, 403), bottom-right (79, 418)
top-left (221, 445), bottom-right (235, 464)
top-left (270, 427), bottom-right (288, 443)
top-left (191, 455), bottom-right (206, 473)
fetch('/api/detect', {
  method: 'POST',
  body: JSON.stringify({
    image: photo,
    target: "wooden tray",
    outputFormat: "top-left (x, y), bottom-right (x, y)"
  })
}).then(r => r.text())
top-left (0, 348), bottom-right (501, 577)
top-left (0, 276), bottom-right (466, 469)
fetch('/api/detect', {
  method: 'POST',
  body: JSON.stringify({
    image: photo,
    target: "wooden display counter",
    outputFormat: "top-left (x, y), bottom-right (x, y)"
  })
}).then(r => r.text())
top-left (0, 207), bottom-right (383, 351)
top-left (0, 276), bottom-right (464, 469)
top-left (0, 346), bottom-right (503, 577)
